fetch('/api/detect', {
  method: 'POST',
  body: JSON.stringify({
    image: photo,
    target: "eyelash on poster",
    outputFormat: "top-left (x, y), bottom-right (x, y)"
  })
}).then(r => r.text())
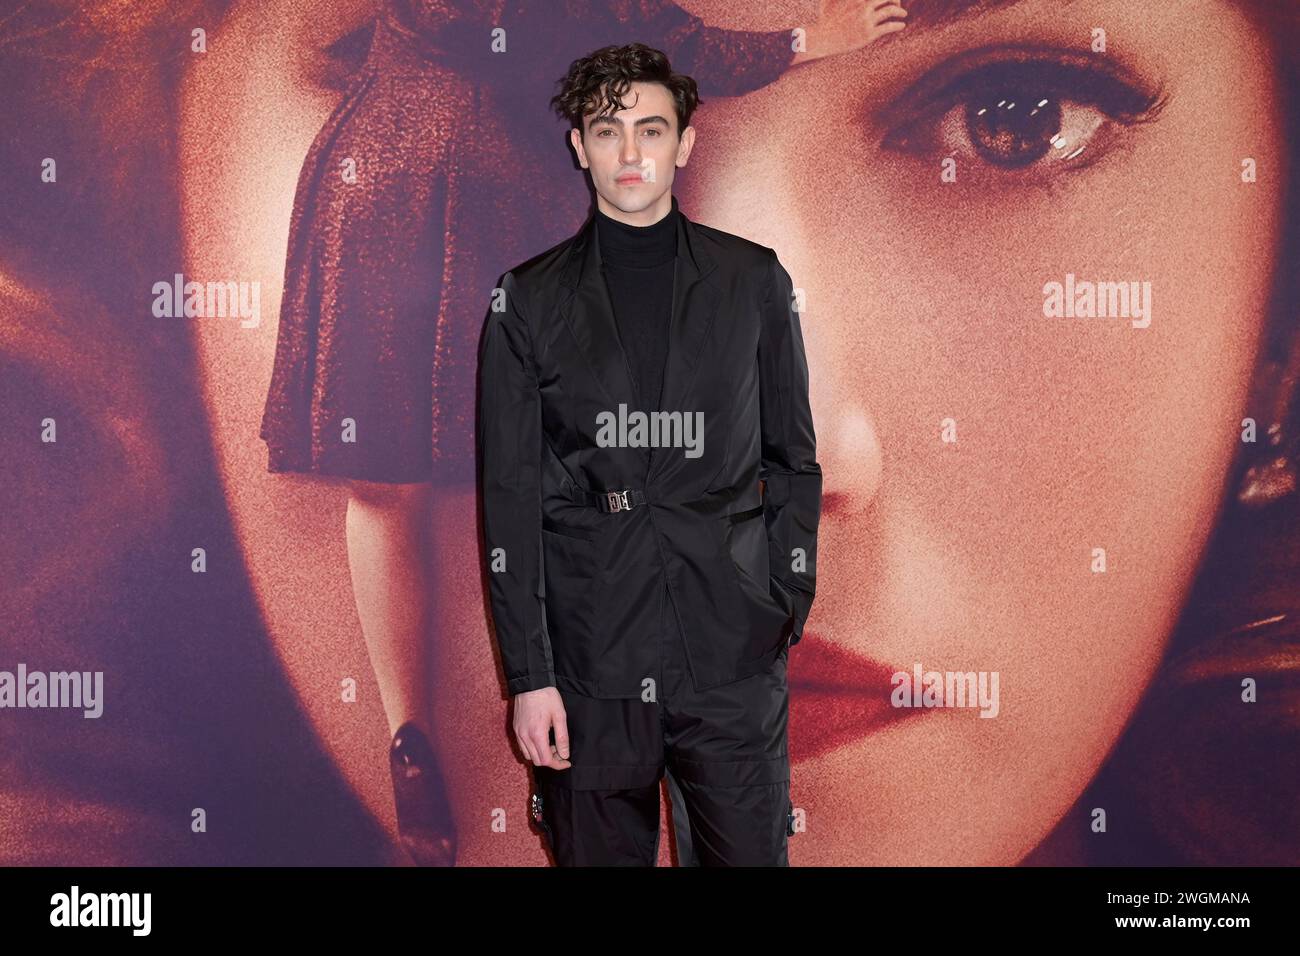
top-left (877, 53), bottom-right (1171, 169)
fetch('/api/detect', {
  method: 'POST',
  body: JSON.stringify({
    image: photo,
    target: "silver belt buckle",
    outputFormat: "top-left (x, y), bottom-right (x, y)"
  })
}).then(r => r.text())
top-left (606, 489), bottom-right (631, 512)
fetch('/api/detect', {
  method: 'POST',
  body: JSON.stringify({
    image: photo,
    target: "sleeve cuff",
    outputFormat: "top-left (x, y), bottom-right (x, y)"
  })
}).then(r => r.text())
top-left (507, 671), bottom-right (556, 696)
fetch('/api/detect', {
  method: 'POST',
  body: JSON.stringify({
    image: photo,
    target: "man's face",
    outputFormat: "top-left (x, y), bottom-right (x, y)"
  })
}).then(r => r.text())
top-left (571, 80), bottom-right (694, 218)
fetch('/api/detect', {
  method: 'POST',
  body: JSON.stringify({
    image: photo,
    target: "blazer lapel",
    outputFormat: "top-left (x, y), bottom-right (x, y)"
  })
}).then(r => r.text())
top-left (557, 196), bottom-right (721, 482)
top-left (654, 206), bottom-right (720, 482)
top-left (558, 212), bottom-right (640, 421)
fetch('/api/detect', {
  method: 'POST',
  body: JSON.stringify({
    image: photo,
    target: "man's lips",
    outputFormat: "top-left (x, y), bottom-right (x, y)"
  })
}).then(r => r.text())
top-left (616, 176), bottom-right (645, 184)
top-left (789, 630), bottom-right (932, 763)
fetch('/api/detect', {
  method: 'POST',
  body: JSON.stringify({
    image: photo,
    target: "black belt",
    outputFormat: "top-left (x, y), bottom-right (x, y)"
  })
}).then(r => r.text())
top-left (568, 486), bottom-right (761, 518)
top-left (571, 487), bottom-right (648, 514)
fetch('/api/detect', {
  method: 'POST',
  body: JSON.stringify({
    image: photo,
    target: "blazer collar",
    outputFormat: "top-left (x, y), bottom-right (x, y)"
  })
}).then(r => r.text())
top-left (558, 194), bottom-right (722, 481)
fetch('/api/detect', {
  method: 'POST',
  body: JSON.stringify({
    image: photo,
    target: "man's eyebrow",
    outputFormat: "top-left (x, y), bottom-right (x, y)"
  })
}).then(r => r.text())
top-left (587, 115), bottom-right (672, 128)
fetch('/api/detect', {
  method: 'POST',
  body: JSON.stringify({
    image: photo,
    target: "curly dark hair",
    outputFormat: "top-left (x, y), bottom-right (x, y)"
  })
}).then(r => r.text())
top-left (550, 42), bottom-right (700, 136)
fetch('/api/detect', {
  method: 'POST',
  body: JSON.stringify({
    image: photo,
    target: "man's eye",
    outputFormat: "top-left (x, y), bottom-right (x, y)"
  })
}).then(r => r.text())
top-left (879, 49), bottom-right (1169, 176)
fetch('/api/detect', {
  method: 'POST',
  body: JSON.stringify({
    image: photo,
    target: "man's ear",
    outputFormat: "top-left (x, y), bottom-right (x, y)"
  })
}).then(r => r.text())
top-left (676, 125), bottom-right (695, 166)
top-left (571, 127), bottom-right (587, 168)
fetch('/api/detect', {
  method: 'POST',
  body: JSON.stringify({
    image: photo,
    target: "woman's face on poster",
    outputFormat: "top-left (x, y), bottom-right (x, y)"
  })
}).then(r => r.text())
top-left (178, 0), bottom-right (1286, 863)
top-left (686, 0), bottom-right (1283, 862)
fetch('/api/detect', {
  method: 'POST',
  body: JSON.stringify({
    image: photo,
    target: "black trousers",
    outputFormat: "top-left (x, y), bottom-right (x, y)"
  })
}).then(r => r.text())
top-left (532, 582), bottom-right (791, 866)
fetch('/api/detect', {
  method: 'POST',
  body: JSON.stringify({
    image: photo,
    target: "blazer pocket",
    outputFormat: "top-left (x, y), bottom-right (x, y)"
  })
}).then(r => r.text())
top-left (726, 504), bottom-right (764, 525)
top-left (542, 515), bottom-right (595, 541)
top-left (722, 507), bottom-right (788, 619)
top-left (540, 525), bottom-right (602, 672)
top-left (722, 505), bottom-right (769, 587)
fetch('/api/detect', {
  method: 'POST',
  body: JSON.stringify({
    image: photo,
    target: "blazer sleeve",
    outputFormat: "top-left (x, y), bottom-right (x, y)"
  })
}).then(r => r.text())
top-left (477, 271), bottom-right (554, 695)
top-left (757, 248), bottom-right (823, 646)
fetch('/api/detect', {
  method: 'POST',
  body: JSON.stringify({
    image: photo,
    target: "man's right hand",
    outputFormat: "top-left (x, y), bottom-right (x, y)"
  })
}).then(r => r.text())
top-left (512, 687), bottom-right (572, 769)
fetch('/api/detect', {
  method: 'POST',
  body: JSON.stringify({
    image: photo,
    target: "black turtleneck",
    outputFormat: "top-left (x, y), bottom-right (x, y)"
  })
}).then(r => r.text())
top-left (595, 198), bottom-right (678, 421)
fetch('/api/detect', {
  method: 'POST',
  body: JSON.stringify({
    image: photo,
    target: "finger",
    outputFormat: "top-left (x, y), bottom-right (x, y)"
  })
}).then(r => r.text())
top-left (540, 731), bottom-right (571, 769)
top-left (552, 709), bottom-right (571, 761)
top-left (543, 746), bottom-right (572, 770)
top-left (516, 729), bottom-right (538, 765)
top-left (529, 729), bottom-right (552, 766)
top-left (524, 726), bottom-right (547, 765)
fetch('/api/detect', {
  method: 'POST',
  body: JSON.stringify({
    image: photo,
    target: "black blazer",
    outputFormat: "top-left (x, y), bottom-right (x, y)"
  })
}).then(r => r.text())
top-left (478, 197), bottom-right (821, 699)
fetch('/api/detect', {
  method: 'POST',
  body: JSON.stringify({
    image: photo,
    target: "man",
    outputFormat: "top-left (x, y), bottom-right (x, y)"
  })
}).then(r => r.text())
top-left (477, 42), bottom-right (821, 866)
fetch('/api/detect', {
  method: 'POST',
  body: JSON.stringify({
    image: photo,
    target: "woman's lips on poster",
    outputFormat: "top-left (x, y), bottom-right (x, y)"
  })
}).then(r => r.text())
top-left (789, 629), bottom-right (932, 763)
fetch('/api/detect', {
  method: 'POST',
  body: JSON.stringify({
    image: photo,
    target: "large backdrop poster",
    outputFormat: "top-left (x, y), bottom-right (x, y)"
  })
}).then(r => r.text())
top-left (2, 0), bottom-right (1297, 867)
